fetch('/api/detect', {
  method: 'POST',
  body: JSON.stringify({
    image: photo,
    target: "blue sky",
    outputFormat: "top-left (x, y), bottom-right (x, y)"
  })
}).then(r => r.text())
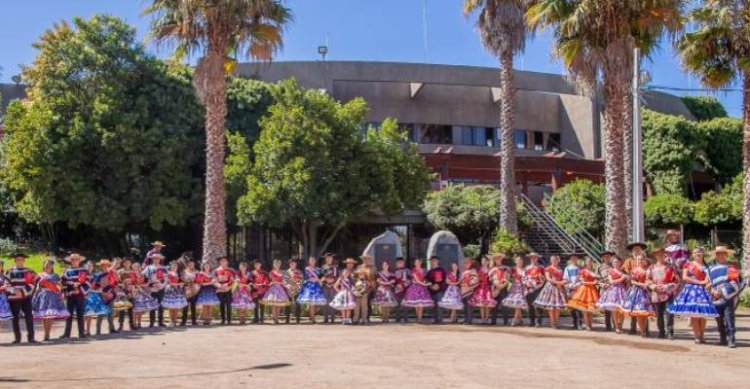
top-left (0, 0), bottom-right (742, 116)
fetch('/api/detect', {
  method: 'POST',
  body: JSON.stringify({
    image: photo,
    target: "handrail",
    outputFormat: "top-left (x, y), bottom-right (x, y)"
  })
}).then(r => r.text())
top-left (542, 193), bottom-right (605, 253)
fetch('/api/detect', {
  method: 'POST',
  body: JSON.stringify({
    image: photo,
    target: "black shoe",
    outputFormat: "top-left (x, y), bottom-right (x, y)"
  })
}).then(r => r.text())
top-left (28, 339), bottom-right (39, 344)
top-left (668, 332), bottom-right (675, 340)
top-left (658, 333), bottom-right (666, 339)
top-left (110, 328), bottom-right (119, 334)
top-left (59, 334), bottom-right (70, 340)
top-left (728, 339), bottom-right (736, 348)
top-left (11, 339), bottom-right (21, 344)
top-left (719, 338), bottom-right (728, 346)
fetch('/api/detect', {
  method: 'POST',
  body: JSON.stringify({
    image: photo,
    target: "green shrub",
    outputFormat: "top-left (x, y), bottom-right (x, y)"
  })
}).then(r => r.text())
top-left (0, 238), bottom-right (19, 256)
top-left (490, 229), bottom-right (529, 257)
top-left (680, 96), bottom-right (728, 121)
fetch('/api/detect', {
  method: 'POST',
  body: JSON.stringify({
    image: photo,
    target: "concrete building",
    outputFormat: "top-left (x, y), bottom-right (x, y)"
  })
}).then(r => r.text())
top-left (237, 61), bottom-right (697, 202)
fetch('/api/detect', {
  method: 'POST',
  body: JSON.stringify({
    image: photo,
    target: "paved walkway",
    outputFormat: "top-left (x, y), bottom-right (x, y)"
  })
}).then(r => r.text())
top-left (1, 314), bottom-right (748, 388)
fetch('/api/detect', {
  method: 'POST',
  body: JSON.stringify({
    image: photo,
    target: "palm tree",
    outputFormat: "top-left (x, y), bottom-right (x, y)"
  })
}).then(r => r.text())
top-left (527, 0), bottom-right (683, 257)
top-left (463, 0), bottom-right (530, 235)
top-left (144, 0), bottom-right (292, 262)
top-left (679, 0), bottom-right (750, 276)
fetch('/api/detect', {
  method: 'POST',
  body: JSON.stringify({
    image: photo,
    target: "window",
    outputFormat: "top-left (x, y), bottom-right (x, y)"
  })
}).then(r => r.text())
top-left (533, 131), bottom-right (544, 151)
top-left (457, 126), bottom-right (496, 146)
top-left (547, 133), bottom-right (561, 152)
top-left (514, 130), bottom-right (527, 149)
top-left (417, 124), bottom-right (452, 144)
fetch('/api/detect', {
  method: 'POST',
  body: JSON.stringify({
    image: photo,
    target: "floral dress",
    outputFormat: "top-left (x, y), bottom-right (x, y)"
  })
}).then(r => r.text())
top-left (619, 268), bottom-right (655, 317)
top-left (0, 276), bottom-right (13, 320)
top-left (261, 270), bottom-right (291, 307)
top-left (32, 272), bottom-right (70, 320)
top-left (597, 268), bottom-right (628, 311)
top-left (438, 272), bottom-right (464, 310)
top-left (329, 276), bottom-right (356, 311)
top-left (296, 267), bottom-right (327, 306)
top-left (502, 268), bottom-right (528, 309)
top-left (195, 271), bottom-right (220, 306)
top-left (161, 272), bottom-right (188, 309)
top-left (667, 262), bottom-right (718, 318)
top-left (132, 274), bottom-right (159, 313)
top-left (373, 271), bottom-right (398, 307)
top-left (469, 269), bottom-right (497, 308)
top-left (232, 270), bottom-right (256, 309)
top-left (401, 268), bottom-right (434, 308)
top-left (533, 266), bottom-right (567, 309)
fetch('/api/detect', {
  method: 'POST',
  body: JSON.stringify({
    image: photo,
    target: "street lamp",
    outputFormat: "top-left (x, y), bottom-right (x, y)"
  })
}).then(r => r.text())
top-left (318, 45), bottom-right (328, 61)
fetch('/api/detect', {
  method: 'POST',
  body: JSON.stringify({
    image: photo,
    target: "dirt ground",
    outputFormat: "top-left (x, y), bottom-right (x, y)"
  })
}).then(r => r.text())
top-left (1, 312), bottom-right (748, 389)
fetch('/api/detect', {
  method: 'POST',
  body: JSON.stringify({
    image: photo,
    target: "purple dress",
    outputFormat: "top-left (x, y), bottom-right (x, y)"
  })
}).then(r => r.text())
top-left (502, 269), bottom-right (528, 309)
top-left (260, 270), bottom-right (291, 307)
top-left (32, 273), bottom-right (71, 320)
top-left (329, 277), bottom-right (356, 311)
top-left (401, 269), bottom-right (433, 308)
top-left (597, 269), bottom-right (628, 311)
top-left (373, 271), bottom-right (398, 307)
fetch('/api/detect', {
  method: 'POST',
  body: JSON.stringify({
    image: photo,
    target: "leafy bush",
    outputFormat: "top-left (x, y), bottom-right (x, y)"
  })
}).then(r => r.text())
top-left (644, 194), bottom-right (694, 226)
top-left (680, 96), bottom-right (728, 121)
top-left (698, 117), bottom-right (743, 183)
top-left (462, 244), bottom-right (481, 259)
top-left (490, 229), bottom-right (529, 257)
top-left (546, 179), bottom-right (605, 237)
top-left (0, 238), bottom-right (19, 256)
top-left (693, 174), bottom-right (742, 226)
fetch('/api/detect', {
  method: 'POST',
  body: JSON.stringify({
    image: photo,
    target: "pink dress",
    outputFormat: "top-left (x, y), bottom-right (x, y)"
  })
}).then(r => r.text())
top-left (401, 268), bottom-right (434, 308)
top-left (469, 269), bottom-right (497, 308)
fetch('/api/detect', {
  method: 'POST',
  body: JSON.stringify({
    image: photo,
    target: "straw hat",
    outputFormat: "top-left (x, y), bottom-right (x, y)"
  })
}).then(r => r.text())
top-left (66, 253), bottom-right (86, 263)
top-left (599, 250), bottom-right (616, 257)
top-left (665, 229), bottom-right (681, 238)
top-left (151, 241), bottom-right (166, 247)
top-left (709, 246), bottom-right (736, 256)
top-left (97, 259), bottom-right (112, 267)
top-left (649, 247), bottom-right (666, 257)
top-left (344, 257), bottom-right (358, 265)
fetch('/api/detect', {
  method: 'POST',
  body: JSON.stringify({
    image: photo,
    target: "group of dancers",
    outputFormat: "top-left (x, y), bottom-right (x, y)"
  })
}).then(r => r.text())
top-left (0, 231), bottom-right (743, 348)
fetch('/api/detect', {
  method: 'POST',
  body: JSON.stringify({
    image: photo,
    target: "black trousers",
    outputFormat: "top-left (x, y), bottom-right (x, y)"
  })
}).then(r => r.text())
top-left (366, 291), bottom-right (375, 322)
top-left (431, 290), bottom-right (445, 323)
top-left (491, 290), bottom-right (509, 325)
top-left (395, 294), bottom-right (407, 322)
top-left (654, 300), bottom-right (674, 337)
top-left (524, 289), bottom-right (543, 326)
top-left (463, 296), bottom-right (474, 324)
top-left (285, 301), bottom-right (301, 324)
top-left (570, 309), bottom-right (582, 328)
top-left (181, 295), bottom-right (198, 325)
top-left (253, 298), bottom-right (265, 323)
top-left (323, 287), bottom-right (336, 322)
top-left (149, 289), bottom-right (165, 326)
top-left (604, 311), bottom-right (613, 331)
top-left (118, 299), bottom-right (134, 330)
top-left (9, 297), bottom-right (34, 342)
top-left (217, 291), bottom-right (232, 324)
top-left (63, 295), bottom-right (86, 337)
top-left (716, 301), bottom-right (736, 343)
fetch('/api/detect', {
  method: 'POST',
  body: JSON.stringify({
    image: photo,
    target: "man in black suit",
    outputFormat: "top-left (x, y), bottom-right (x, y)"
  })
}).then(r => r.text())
top-left (425, 256), bottom-right (447, 324)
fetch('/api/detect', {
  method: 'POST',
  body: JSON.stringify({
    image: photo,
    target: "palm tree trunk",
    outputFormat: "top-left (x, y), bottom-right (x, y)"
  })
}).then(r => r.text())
top-left (195, 50), bottom-right (228, 264)
top-left (742, 71), bottom-right (750, 279)
top-left (602, 74), bottom-right (629, 257)
top-left (499, 48), bottom-right (518, 235)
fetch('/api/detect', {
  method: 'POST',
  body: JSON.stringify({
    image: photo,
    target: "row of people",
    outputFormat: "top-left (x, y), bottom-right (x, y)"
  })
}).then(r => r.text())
top-left (1, 240), bottom-right (742, 348)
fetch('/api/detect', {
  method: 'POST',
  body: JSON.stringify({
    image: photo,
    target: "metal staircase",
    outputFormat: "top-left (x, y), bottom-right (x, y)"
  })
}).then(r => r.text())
top-left (519, 193), bottom-right (605, 262)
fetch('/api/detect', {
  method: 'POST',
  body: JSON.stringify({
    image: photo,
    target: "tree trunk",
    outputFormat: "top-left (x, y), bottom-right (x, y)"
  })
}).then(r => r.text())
top-left (195, 50), bottom-right (228, 264)
top-left (623, 90), bottom-right (634, 240)
top-left (498, 48), bottom-right (518, 235)
top-left (602, 73), bottom-right (629, 258)
top-left (742, 72), bottom-right (750, 279)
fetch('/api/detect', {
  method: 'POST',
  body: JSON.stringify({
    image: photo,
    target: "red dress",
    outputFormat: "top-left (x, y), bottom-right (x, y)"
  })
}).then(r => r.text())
top-left (469, 269), bottom-right (497, 308)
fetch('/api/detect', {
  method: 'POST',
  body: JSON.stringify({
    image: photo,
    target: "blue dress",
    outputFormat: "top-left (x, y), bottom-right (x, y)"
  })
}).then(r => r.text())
top-left (32, 273), bottom-right (71, 320)
top-left (296, 267), bottom-right (328, 306)
top-left (668, 263), bottom-right (718, 318)
top-left (161, 273), bottom-right (188, 309)
top-left (0, 278), bottom-right (13, 320)
top-left (84, 291), bottom-right (111, 317)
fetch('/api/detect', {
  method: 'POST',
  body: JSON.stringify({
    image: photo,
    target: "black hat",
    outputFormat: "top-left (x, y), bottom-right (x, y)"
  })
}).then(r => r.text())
top-left (13, 253), bottom-right (27, 259)
top-left (626, 242), bottom-right (647, 251)
top-left (599, 250), bottom-right (616, 257)
top-left (323, 252), bottom-right (337, 258)
top-left (566, 253), bottom-right (584, 260)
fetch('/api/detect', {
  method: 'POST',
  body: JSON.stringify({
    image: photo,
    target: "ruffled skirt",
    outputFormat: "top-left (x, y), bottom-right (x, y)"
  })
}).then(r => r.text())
top-left (0, 294), bottom-right (12, 320)
top-left (619, 287), bottom-right (655, 317)
top-left (296, 282), bottom-right (328, 306)
top-left (32, 290), bottom-right (70, 320)
top-left (84, 293), bottom-right (111, 317)
top-left (260, 284), bottom-right (291, 307)
top-left (469, 284), bottom-right (497, 308)
top-left (329, 290), bottom-right (356, 311)
top-left (667, 283), bottom-right (718, 318)
top-left (567, 285), bottom-right (600, 312)
top-left (373, 286), bottom-right (398, 307)
top-left (133, 288), bottom-right (159, 313)
top-left (597, 284), bottom-right (628, 311)
top-left (438, 285), bottom-right (464, 310)
top-left (533, 283), bottom-right (567, 309)
top-left (196, 285), bottom-right (220, 306)
top-left (232, 287), bottom-right (256, 309)
top-left (401, 284), bottom-right (434, 308)
top-left (161, 285), bottom-right (188, 309)
top-left (502, 281), bottom-right (528, 309)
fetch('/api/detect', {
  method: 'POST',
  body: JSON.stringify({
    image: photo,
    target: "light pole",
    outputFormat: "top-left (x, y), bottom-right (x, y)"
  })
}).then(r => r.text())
top-left (631, 48), bottom-right (645, 243)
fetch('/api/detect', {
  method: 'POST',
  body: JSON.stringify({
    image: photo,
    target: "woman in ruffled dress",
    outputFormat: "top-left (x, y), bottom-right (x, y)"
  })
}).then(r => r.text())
top-left (401, 258), bottom-right (434, 324)
top-left (261, 260), bottom-right (291, 324)
top-left (502, 256), bottom-right (528, 326)
top-left (161, 262), bottom-right (188, 327)
top-left (32, 259), bottom-right (70, 341)
top-left (567, 257), bottom-right (601, 331)
top-left (131, 263), bottom-right (158, 329)
top-left (469, 261), bottom-right (497, 324)
top-left (596, 257), bottom-right (628, 333)
top-left (372, 261), bottom-right (398, 323)
top-left (438, 262), bottom-right (463, 323)
top-left (296, 257), bottom-right (327, 323)
top-left (84, 261), bottom-right (110, 336)
top-left (619, 255), bottom-right (655, 337)
top-left (196, 262), bottom-right (220, 325)
top-left (232, 261), bottom-right (255, 325)
top-left (0, 261), bottom-right (13, 321)
top-left (667, 247), bottom-right (718, 343)
top-left (533, 255), bottom-right (567, 329)
top-left (329, 268), bottom-right (356, 324)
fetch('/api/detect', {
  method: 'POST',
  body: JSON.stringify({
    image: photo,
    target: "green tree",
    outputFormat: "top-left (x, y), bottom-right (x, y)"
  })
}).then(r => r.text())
top-left (237, 80), bottom-right (431, 259)
top-left (699, 117), bottom-right (743, 183)
top-left (546, 179), bottom-right (606, 238)
top-left (694, 174), bottom-right (743, 227)
top-left (681, 96), bottom-right (728, 121)
top-left (145, 0), bottom-right (292, 262)
top-left (679, 0), bottom-right (750, 275)
top-left (463, 0), bottom-right (530, 235)
top-left (490, 229), bottom-right (529, 257)
top-left (0, 15), bottom-right (203, 243)
top-left (644, 194), bottom-right (694, 227)
top-left (642, 109), bottom-right (707, 195)
top-left (423, 185), bottom-right (501, 245)
top-left (527, 0), bottom-right (684, 257)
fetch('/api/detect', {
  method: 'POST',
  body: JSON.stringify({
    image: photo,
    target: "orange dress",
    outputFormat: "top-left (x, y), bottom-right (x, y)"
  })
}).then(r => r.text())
top-left (567, 269), bottom-right (600, 312)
